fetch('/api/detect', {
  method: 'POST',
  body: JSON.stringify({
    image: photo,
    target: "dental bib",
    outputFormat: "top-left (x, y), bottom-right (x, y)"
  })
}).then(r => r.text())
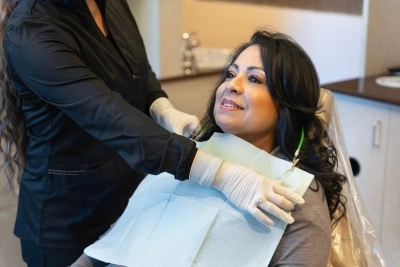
top-left (84, 133), bottom-right (314, 267)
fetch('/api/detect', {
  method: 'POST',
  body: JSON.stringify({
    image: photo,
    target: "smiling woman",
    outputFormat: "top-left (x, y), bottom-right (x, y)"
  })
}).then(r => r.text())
top-left (188, 30), bottom-right (347, 265)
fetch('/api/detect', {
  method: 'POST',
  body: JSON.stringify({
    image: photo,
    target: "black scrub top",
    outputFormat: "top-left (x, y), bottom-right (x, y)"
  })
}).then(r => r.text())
top-left (4, 0), bottom-right (197, 249)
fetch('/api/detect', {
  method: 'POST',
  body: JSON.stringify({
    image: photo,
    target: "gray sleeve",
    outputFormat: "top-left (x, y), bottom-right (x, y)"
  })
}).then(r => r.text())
top-left (269, 179), bottom-right (331, 267)
top-left (69, 253), bottom-right (115, 267)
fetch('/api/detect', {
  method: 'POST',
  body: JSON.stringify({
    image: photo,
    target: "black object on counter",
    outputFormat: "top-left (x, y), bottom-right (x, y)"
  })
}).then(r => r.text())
top-left (388, 66), bottom-right (400, 76)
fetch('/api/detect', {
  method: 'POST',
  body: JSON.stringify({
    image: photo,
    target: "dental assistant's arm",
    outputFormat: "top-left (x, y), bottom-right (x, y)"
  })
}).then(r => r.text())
top-left (6, 17), bottom-right (302, 225)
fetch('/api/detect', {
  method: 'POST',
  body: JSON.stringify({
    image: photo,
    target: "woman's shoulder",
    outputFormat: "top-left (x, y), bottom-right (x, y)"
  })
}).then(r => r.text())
top-left (269, 178), bottom-right (331, 267)
top-left (295, 179), bottom-right (331, 224)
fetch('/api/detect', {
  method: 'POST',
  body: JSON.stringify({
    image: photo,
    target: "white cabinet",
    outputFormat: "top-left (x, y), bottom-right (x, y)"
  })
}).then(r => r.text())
top-left (381, 106), bottom-right (400, 266)
top-left (334, 93), bottom-right (389, 237)
top-left (334, 92), bottom-right (399, 266)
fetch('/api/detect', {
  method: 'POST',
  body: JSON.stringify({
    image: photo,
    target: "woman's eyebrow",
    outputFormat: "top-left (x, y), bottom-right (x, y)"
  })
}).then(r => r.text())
top-left (247, 66), bottom-right (264, 71)
top-left (231, 64), bottom-right (263, 72)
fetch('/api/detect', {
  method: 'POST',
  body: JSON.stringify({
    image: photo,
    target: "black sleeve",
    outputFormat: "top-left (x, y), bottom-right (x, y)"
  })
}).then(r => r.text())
top-left (117, 0), bottom-right (168, 114)
top-left (5, 16), bottom-right (197, 180)
top-left (145, 63), bottom-right (168, 114)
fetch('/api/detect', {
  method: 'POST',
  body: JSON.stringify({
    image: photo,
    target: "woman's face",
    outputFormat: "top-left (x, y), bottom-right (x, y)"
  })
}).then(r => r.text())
top-left (214, 45), bottom-right (278, 152)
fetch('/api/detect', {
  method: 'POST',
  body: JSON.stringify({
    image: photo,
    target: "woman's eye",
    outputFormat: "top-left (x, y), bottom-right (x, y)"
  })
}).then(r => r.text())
top-left (248, 76), bottom-right (262, 84)
top-left (224, 70), bottom-right (236, 79)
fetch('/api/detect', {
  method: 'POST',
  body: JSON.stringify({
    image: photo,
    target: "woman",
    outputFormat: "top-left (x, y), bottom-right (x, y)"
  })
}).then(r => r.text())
top-left (73, 29), bottom-right (347, 266)
top-left (199, 29), bottom-right (347, 266)
top-left (0, 1), bottom-right (303, 266)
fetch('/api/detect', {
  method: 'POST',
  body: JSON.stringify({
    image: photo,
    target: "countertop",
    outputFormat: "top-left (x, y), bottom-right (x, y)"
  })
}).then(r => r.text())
top-left (322, 74), bottom-right (400, 106)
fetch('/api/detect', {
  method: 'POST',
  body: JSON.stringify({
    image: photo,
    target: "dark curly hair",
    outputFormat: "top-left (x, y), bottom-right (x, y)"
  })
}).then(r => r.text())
top-left (0, 0), bottom-right (26, 193)
top-left (196, 29), bottom-right (346, 226)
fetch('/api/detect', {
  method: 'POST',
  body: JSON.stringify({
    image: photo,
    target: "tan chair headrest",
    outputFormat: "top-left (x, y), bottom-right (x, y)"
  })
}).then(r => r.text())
top-left (318, 88), bottom-right (334, 125)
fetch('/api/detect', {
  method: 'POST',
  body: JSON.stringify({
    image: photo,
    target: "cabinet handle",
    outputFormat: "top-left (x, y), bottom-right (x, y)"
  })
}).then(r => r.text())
top-left (373, 120), bottom-right (381, 147)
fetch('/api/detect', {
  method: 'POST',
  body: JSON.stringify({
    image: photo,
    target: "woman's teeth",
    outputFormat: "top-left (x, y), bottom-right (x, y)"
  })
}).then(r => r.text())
top-left (223, 103), bottom-right (244, 110)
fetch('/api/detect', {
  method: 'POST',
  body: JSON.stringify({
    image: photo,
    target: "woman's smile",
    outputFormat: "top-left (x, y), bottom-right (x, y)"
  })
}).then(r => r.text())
top-left (220, 98), bottom-right (245, 111)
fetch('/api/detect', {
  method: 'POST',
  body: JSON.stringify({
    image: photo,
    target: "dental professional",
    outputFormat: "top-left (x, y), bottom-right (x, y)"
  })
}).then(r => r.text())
top-left (0, 0), bottom-right (304, 266)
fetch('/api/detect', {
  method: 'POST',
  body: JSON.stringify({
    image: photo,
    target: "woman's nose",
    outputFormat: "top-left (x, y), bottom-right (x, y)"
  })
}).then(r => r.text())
top-left (226, 77), bottom-right (243, 94)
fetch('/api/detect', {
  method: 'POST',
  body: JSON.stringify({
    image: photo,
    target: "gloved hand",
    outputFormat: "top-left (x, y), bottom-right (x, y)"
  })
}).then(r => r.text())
top-left (189, 150), bottom-right (305, 225)
top-left (150, 97), bottom-right (200, 137)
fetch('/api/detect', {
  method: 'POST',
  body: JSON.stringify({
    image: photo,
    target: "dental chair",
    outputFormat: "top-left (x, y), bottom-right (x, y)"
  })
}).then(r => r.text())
top-left (319, 89), bottom-right (385, 267)
top-left (74, 89), bottom-right (386, 267)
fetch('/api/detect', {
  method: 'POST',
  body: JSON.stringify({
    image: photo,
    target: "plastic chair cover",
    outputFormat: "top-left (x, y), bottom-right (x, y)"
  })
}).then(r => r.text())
top-left (319, 89), bottom-right (386, 267)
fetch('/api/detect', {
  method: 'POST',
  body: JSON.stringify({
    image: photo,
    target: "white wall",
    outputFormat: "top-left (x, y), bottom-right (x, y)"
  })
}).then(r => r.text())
top-left (365, 0), bottom-right (400, 76)
top-left (127, 0), bottom-right (183, 78)
top-left (283, 9), bottom-right (365, 84)
top-left (127, 0), bottom-right (160, 77)
top-left (182, 1), bottom-right (367, 84)
top-left (128, 0), bottom-right (400, 82)
top-left (128, 1), bottom-right (369, 84)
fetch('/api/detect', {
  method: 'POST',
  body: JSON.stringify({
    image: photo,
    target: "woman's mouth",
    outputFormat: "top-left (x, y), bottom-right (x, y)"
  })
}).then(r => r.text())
top-left (221, 98), bottom-right (244, 110)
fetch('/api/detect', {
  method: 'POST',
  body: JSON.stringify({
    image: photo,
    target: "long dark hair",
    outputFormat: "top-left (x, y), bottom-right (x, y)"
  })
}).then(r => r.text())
top-left (197, 29), bottom-right (346, 225)
top-left (0, 0), bottom-right (26, 193)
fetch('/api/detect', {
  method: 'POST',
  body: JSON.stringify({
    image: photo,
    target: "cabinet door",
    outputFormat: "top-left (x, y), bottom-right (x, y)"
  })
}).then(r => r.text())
top-left (381, 106), bottom-right (400, 267)
top-left (334, 93), bottom-right (390, 240)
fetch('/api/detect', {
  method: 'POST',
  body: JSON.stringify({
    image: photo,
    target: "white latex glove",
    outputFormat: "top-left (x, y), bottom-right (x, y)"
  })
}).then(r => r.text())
top-left (189, 150), bottom-right (305, 225)
top-left (150, 97), bottom-right (200, 137)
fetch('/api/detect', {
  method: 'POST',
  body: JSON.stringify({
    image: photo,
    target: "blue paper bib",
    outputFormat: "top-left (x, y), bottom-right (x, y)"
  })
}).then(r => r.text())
top-left (85, 133), bottom-right (314, 266)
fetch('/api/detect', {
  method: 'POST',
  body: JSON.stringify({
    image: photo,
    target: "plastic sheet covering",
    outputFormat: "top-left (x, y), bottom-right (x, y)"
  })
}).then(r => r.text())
top-left (319, 89), bottom-right (386, 267)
